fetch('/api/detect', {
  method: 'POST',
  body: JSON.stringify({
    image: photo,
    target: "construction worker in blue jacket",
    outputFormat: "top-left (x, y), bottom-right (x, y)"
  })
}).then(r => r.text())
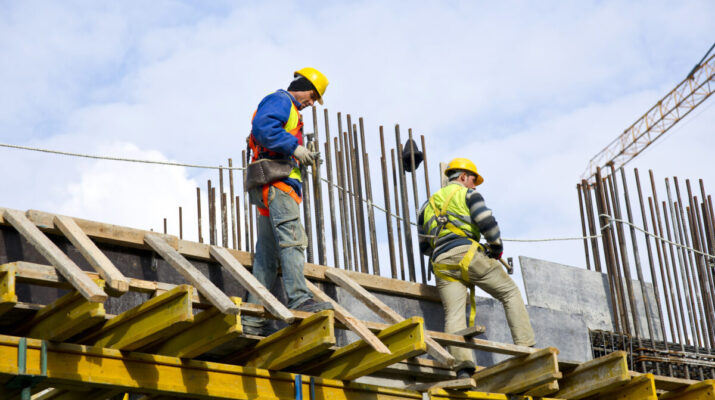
top-left (417, 158), bottom-right (535, 378)
top-left (242, 68), bottom-right (334, 336)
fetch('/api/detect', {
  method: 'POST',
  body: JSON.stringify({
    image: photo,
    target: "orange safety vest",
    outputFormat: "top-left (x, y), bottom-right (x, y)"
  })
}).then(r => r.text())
top-left (248, 92), bottom-right (304, 216)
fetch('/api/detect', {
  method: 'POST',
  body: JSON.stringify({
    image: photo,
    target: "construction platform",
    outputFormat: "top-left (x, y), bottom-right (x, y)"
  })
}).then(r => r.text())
top-left (0, 207), bottom-right (713, 399)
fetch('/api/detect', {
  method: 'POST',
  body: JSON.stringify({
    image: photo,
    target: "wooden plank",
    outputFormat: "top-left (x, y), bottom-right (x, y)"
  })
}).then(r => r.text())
top-left (2, 209), bottom-right (107, 303)
top-left (592, 373), bottom-right (657, 400)
top-left (144, 233), bottom-right (238, 315)
top-left (0, 263), bottom-right (18, 317)
top-left (454, 325), bottom-right (486, 338)
top-left (472, 347), bottom-right (561, 394)
top-left (406, 378), bottom-right (475, 392)
top-left (324, 268), bottom-right (455, 367)
top-left (54, 215), bottom-right (129, 294)
top-left (80, 284), bottom-right (194, 351)
top-left (306, 279), bottom-right (390, 354)
top-left (228, 310), bottom-right (336, 370)
top-left (659, 380), bottom-right (715, 400)
top-left (209, 245), bottom-right (293, 322)
top-left (524, 380), bottom-right (559, 397)
top-left (304, 317), bottom-right (427, 381)
top-left (629, 371), bottom-right (701, 392)
top-left (153, 297), bottom-right (243, 358)
top-left (19, 282), bottom-right (106, 341)
top-left (428, 389), bottom-right (535, 399)
top-left (554, 351), bottom-right (630, 399)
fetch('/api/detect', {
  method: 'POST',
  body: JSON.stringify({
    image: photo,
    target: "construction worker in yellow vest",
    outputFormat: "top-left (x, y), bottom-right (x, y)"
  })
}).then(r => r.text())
top-left (417, 158), bottom-right (535, 378)
top-left (242, 68), bottom-right (333, 336)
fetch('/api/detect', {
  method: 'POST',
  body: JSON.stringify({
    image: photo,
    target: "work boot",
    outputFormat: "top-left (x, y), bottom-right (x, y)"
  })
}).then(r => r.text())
top-left (456, 367), bottom-right (475, 379)
top-left (241, 317), bottom-right (275, 337)
top-left (294, 298), bottom-right (334, 313)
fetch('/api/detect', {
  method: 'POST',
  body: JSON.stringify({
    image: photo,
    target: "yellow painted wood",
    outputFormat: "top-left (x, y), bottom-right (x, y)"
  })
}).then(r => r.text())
top-left (22, 281), bottom-right (106, 341)
top-left (232, 309), bottom-right (336, 370)
top-left (592, 373), bottom-right (656, 400)
top-left (0, 264), bottom-right (18, 317)
top-left (80, 284), bottom-right (194, 351)
top-left (0, 334), bottom-right (423, 400)
top-left (154, 297), bottom-right (242, 358)
top-left (524, 379), bottom-right (560, 397)
top-left (554, 351), bottom-right (630, 400)
top-left (305, 316), bottom-right (427, 381)
top-left (659, 380), bottom-right (715, 400)
top-left (428, 388), bottom-right (538, 399)
top-left (473, 346), bottom-right (561, 394)
top-left (34, 388), bottom-right (123, 400)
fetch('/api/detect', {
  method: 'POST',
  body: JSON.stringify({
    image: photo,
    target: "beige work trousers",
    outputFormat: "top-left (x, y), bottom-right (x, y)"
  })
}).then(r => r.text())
top-left (433, 244), bottom-right (535, 369)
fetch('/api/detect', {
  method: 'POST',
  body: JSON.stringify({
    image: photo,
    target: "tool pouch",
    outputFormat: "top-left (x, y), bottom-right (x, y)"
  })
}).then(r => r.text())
top-left (244, 159), bottom-right (294, 191)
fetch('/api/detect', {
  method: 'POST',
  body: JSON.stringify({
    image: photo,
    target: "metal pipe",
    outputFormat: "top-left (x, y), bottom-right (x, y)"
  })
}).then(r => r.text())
top-left (360, 117), bottom-right (380, 276)
top-left (594, 168), bottom-right (622, 333)
top-left (196, 187), bottom-right (203, 244)
top-left (582, 180), bottom-right (602, 272)
top-left (348, 118), bottom-right (369, 274)
top-left (577, 183), bottom-right (592, 270)
top-left (323, 109), bottom-right (339, 268)
top-left (391, 148), bottom-right (406, 281)
top-left (311, 106), bottom-right (326, 266)
top-left (229, 158), bottom-right (237, 249)
top-left (620, 168), bottom-right (654, 341)
top-left (408, 129), bottom-right (427, 284)
top-left (396, 125), bottom-right (416, 282)
top-left (380, 127), bottom-right (397, 279)
top-left (420, 135), bottom-right (433, 281)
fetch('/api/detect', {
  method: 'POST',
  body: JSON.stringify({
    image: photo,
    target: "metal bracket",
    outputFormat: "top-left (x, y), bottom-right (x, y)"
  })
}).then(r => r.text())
top-left (4, 337), bottom-right (47, 400)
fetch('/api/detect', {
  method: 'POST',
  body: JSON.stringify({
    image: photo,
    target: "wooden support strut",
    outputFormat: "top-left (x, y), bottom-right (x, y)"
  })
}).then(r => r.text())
top-left (144, 234), bottom-right (239, 315)
top-left (53, 215), bottom-right (129, 294)
top-left (2, 209), bottom-right (107, 303)
top-left (209, 245), bottom-right (294, 323)
top-left (471, 346), bottom-right (562, 395)
top-left (324, 268), bottom-right (455, 367)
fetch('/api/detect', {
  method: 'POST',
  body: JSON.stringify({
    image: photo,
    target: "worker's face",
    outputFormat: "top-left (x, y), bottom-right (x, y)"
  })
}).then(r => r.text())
top-left (293, 90), bottom-right (320, 110)
top-left (460, 172), bottom-right (479, 189)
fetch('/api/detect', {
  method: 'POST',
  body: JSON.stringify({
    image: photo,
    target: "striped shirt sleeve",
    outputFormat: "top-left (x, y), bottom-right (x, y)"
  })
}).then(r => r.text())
top-left (465, 189), bottom-right (501, 244)
top-left (417, 201), bottom-right (432, 256)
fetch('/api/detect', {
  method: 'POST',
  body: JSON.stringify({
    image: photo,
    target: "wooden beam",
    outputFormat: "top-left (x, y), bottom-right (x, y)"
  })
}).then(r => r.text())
top-left (453, 325), bottom-right (486, 338)
top-left (524, 380), bottom-right (560, 397)
top-left (19, 282), bottom-right (106, 341)
top-left (324, 268), bottom-right (455, 367)
top-left (209, 245), bottom-right (293, 322)
top-left (554, 351), bottom-right (630, 399)
top-left (659, 380), bottom-right (715, 400)
top-left (153, 297), bottom-right (242, 358)
top-left (428, 389), bottom-right (534, 399)
top-left (2, 209), bottom-right (107, 303)
top-left (405, 378), bottom-right (475, 392)
top-left (228, 310), bottom-right (336, 370)
top-left (0, 263), bottom-right (18, 317)
top-left (0, 333), bottom-right (426, 400)
top-left (80, 284), bottom-right (194, 351)
top-left (144, 234), bottom-right (238, 315)
top-left (304, 317), bottom-right (427, 381)
top-left (472, 347), bottom-right (561, 394)
top-left (53, 215), bottom-right (129, 294)
top-left (306, 279), bottom-right (390, 354)
top-left (590, 373), bottom-right (657, 400)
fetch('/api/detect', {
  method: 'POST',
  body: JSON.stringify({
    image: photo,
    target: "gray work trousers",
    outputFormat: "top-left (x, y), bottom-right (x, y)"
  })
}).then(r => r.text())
top-left (433, 244), bottom-right (535, 370)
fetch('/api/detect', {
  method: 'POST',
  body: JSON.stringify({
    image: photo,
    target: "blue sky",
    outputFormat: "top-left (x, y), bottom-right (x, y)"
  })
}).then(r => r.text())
top-left (1, 1), bottom-right (714, 286)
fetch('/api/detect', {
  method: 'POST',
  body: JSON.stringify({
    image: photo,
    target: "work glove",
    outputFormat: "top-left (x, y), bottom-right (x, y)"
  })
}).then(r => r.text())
top-left (293, 145), bottom-right (320, 165)
top-left (487, 239), bottom-right (503, 260)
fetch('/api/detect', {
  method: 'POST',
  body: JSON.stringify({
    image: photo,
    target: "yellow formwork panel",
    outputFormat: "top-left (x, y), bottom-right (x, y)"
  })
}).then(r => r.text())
top-left (659, 380), bottom-right (715, 400)
top-left (233, 309), bottom-right (335, 370)
top-left (304, 316), bottom-right (427, 381)
top-left (554, 351), bottom-right (630, 399)
top-left (429, 388), bottom-right (561, 399)
top-left (473, 346), bottom-right (561, 394)
top-left (22, 280), bottom-right (106, 341)
top-left (153, 297), bottom-right (242, 358)
top-left (80, 284), bottom-right (194, 351)
top-left (591, 373), bottom-right (657, 400)
top-left (0, 334), bottom-right (423, 400)
top-left (0, 263), bottom-right (18, 316)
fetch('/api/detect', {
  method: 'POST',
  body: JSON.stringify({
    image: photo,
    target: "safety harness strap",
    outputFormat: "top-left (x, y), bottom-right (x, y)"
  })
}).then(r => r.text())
top-left (258, 182), bottom-right (302, 217)
top-left (431, 241), bottom-right (483, 327)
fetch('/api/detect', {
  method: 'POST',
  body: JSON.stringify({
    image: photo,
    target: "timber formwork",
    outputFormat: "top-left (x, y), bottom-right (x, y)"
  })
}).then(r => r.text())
top-left (0, 207), bottom-right (713, 399)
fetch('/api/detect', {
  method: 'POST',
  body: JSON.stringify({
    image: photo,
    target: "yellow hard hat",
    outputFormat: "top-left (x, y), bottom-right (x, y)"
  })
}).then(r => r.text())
top-left (444, 157), bottom-right (484, 186)
top-left (295, 67), bottom-right (329, 105)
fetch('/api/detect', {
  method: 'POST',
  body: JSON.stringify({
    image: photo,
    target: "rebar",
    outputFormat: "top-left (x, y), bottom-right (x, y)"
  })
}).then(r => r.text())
top-left (380, 127), bottom-right (397, 279)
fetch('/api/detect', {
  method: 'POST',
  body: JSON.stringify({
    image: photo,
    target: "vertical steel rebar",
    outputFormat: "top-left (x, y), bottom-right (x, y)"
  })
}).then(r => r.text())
top-left (179, 207), bottom-right (183, 240)
top-left (342, 130), bottom-right (359, 271)
top-left (360, 118), bottom-right (380, 276)
top-left (408, 129), bottom-right (427, 284)
top-left (236, 195), bottom-right (241, 251)
top-left (583, 180), bottom-right (603, 272)
top-left (420, 135), bottom-right (433, 281)
top-left (163, 218), bottom-right (167, 234)
top-left (396, 125), bottom-right (416, 282)
top-left (577, 183), bottom-right (592, 270)
top-left (594, 168), bottom-right (622, 333)
top-left (212, 187), bottom-right (218, 247)
top-left (324, 109), bottom-right (339, 268)
top-left (229, 159), bottom-right (237, 249)
top-left (684, 181), bottom-right (711, 348)
top-left (311, 106), bottom-right (326, 266)
top-left (648, 196), bottom-right (678, 344)
top-left (242, 150), bottom-right (251, 253)
top-left (380, 127), bottom-right (397, 279)
top-left (693, 197), bottom-right (715, 347)
top-left (603, 171), bottom-right (630, 334)
top-left (335, 138), bottom-right (351, 270)
top-left (697, 189), bottom-right (715, 345)
top-left (208, 180), bottom-right (215, 245)
top-left (196, 187), bottom-right (203, 244)
top-left (687, 203), bottom-right (713, 350)
top-left (349, 118), bottom-right (369, 274)
top-left (220, 166), bottom-right (228, 247)
top-left (391, 148), bottom-right (406, 281)
top-left (302, 149), bottom-right (314, 264)
top-left (662, 200), bottom-right (690, 348)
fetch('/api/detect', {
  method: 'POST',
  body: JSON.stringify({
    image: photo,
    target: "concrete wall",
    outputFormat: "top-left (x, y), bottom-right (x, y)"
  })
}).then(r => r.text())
top-left (520, 256), bottom-right (663, 341)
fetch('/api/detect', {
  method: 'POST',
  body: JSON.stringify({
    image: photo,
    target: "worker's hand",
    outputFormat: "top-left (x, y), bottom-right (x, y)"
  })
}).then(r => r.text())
top-left (293, 145), bottom-right (320, 165)
top-left (487, 239), bottom-right (503, 260)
